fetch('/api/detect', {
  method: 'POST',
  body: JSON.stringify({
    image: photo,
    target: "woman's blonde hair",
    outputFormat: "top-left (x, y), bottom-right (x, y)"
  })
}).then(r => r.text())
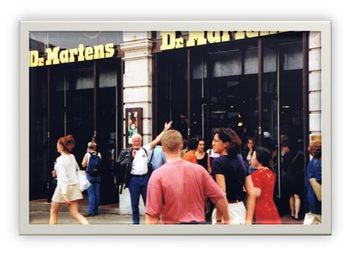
top-left (88, 141), bottom-right (97, 150)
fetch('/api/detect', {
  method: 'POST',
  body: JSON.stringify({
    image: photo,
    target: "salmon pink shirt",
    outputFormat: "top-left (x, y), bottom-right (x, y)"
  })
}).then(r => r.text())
top-left (146, 160), bottom-right (225, 224)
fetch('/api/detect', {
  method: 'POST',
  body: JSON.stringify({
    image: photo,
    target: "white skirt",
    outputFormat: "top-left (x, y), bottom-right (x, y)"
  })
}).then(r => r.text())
top-left (51, 184), bottom-right (83, 203)
top-left (212, 201), bottom-right (246, 224)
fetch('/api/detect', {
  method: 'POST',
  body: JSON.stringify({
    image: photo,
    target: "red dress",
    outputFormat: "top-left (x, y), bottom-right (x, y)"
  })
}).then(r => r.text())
top-left (251, 168), bottom-right (281, 224)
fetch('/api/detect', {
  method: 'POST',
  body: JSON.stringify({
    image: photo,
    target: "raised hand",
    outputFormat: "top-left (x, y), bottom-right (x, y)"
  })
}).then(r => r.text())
top-left (164, 121), bottom-right (173, 131)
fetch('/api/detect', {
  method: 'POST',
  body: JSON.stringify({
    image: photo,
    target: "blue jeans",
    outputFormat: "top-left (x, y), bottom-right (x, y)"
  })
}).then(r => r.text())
top-left (128, 175), bottom-right (149, 224)
top-left (87, 175), bottom-right (101, 215)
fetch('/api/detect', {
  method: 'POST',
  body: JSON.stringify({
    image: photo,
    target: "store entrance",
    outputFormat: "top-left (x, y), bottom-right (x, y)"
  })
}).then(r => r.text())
top-left (154, 32), bottom-right (308, 216)
top-left (30, 58), bottom-right (122, 203)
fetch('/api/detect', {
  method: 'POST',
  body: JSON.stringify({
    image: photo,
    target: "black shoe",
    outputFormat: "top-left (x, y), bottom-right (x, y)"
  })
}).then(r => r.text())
top-left (84, 213), bottom-right (95, 217)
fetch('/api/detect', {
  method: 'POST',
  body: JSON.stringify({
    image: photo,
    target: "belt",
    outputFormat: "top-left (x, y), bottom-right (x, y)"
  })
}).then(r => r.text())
top-left (228, 200), bottom-right (242, 204)
top-left (179, 221), bottom-right (203, 224)
top-left (131, 174), bottom-right (148, 177)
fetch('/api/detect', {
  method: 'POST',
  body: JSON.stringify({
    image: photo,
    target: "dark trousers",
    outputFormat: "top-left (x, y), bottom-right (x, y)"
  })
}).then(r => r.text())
top-left (128, 175), bottom-right (149, 224)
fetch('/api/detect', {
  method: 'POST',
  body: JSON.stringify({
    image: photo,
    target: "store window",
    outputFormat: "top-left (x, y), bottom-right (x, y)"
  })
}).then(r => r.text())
top-left (29, 32), bottom-right (122, 202)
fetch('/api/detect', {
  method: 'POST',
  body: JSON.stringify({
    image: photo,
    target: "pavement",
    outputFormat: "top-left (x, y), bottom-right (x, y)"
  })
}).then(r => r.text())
top-left (30, 198), bottom-right (302, 225)
top-left (30, 198), bottom-right (144, 224)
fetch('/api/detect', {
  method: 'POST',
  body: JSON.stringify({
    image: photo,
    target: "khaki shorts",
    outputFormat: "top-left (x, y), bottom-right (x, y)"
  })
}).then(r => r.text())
top-left (51, 184), bottom-right (83, 203)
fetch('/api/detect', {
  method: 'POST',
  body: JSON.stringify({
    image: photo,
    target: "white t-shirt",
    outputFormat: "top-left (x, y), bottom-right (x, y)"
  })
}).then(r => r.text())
top-left (131, 144), bottom-right (152, 175)
top-left (54, 154), bottom-right (79, 195)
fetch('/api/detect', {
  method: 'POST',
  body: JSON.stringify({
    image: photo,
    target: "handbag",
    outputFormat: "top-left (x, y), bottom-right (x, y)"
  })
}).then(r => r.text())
top-left (77, 170), bottom-right (91, 192)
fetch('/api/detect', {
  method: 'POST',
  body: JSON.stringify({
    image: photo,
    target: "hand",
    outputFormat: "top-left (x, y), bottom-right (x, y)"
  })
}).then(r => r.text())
top-left (62, 195), bottom-right (71, 205)
top-left (131, 149), bottom-right (136, 158)
top-left (163, 121), bottom-right (173, 131)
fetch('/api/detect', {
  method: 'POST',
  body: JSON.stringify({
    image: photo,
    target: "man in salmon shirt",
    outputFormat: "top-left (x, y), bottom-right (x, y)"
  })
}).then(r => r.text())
top-left (145, 130), bottom-right (230, 224)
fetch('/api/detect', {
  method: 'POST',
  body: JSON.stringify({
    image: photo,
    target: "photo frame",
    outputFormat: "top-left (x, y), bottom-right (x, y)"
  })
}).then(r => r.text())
top-left (125, 107), bottom-right (143, 146)
top-left (20, 21), bottom-right (331, 235)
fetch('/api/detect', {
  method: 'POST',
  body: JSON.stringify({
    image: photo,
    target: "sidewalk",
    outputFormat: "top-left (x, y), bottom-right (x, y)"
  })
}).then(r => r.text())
top-left (30, 198), bottom-right (144, 224)
top-left (30, 199), bottom-right (301, 225)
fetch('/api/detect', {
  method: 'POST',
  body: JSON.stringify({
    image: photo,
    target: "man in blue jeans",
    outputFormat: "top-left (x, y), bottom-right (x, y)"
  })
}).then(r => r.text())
top-left (127, 121), bottom-right (172, 224)
top-left (81, 141), bottom-right (102, 217)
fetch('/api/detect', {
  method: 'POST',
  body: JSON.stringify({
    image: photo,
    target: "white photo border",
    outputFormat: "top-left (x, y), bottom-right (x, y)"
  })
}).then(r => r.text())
top-left (19, 21), bottom-right (332, 235)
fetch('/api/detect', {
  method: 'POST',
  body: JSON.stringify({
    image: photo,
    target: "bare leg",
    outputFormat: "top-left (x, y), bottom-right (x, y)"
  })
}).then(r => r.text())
top-left (294, 194), bottom-right (301, 219)
top-left (49, 202), bottom-right (60, 224)
top-left (69, 201), bottom-right (89, 225)
top-left (289, 196), bottom-right (295, 218)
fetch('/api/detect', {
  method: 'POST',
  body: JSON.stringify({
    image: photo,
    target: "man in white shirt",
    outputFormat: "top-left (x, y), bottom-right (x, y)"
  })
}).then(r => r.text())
top-left (128, 121), bottom-right (172, 224)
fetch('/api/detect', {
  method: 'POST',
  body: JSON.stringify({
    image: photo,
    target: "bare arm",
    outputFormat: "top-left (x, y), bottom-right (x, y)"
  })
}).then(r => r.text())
top-left (150, 121), bottom-right (172, 149)
top-left (145, 214), bottom-right (158, 224)
top-left (207, 155), bottom-right (212, 173)
top-left (309, 178), bottom-right (321, 201)
top-left (245, 175), bottom-right (261, 224)
top-left (214, 197), bottom-right (230, 224)
top-left (215, 174), bottom-right (226, 221)
top-left (81, 154), bottom-right (88, 168)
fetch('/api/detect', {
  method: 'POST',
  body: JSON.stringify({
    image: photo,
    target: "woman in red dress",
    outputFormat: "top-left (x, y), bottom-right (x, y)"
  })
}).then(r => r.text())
top-left (245, 146), bottom-right (281, 224)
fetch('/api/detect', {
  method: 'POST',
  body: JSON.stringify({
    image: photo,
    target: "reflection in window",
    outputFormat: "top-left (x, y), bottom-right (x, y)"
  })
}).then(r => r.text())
top-left (244, 47), bottom-right (258, 74)
top-left (210, 50), bottom-right (242, 77)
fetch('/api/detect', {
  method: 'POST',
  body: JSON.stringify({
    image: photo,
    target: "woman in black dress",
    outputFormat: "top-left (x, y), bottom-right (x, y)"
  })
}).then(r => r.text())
top-left (281, 137), bottom-right (304, 220)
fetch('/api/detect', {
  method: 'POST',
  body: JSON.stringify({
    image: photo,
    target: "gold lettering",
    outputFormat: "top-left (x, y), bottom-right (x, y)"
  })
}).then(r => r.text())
top-left (68, 48), bottom-right (78, 62)
top-left (78, 44), bottom-right (85, 61)
top-left (186, 32), bottom-right (207, 47)
top-left (160, 32), bottom-right (176, 50)
top-left (29, 50), bottom-right (39, 67)
top-left (175, 37), bottom-right (184, 48)
top-left (207, 31), bottom-right (221, 44)
top-left (234, 31), bottom-right (245, 40)
top-left (104, 43), bottom-right (115, 58)
top-left (38, 57), bottom-right (44, 66)
top-left (259, 31), bottom-right (270, 36)
top-left (59, 50), bottom-right (69, 64)
top-left (85, 47), bottom-right (94, 60)
top-left (93, 44), bottom-right (105, 59)
top-left (45, 47), bottom-right (60, 65)
top-left (245, 31), bottom-right (260, 38)
top-left (221, 32), bottom-right (230, 42)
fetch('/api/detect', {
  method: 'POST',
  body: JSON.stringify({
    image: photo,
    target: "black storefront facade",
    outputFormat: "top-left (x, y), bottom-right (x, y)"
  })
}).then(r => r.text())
top-left (30, 31), bottom-right (320, 215)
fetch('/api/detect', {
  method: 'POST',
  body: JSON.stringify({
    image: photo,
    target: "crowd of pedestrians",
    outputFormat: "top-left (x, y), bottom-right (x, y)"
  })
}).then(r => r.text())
top-left (48, 125), bottom-right (322, 225)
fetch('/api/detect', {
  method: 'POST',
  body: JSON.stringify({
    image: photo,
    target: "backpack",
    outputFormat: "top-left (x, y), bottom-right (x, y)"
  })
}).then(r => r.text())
top-left (87, 152), bottom-right (101, 176)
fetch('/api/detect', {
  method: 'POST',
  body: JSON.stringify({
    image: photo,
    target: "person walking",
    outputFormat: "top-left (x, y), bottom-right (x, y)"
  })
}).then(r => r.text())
top-left (49, 134), bottom-right (89, 225)
top-left (245, 146), bottom-right (281, 224)
top-left (304, 140), bottom-right (322, 224)
top-left (211, 128), bottom-right (247, 224)
top-left (280, 136), bottom-right (304, 220)
top-left (117, 121), bottom-right (172, 224)
top-left (81, 141), bottom-right (102, 217)
top-left (145, 130), bottom-right (230, 224)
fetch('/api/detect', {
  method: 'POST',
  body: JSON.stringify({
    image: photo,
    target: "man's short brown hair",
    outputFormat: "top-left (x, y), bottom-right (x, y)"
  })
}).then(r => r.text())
top-left (161, 130), bottom-right (183, 152)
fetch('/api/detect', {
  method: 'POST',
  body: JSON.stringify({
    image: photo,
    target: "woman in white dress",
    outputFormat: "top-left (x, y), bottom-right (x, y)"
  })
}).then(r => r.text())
top-left (49, 134), bottom-right (89, 224)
